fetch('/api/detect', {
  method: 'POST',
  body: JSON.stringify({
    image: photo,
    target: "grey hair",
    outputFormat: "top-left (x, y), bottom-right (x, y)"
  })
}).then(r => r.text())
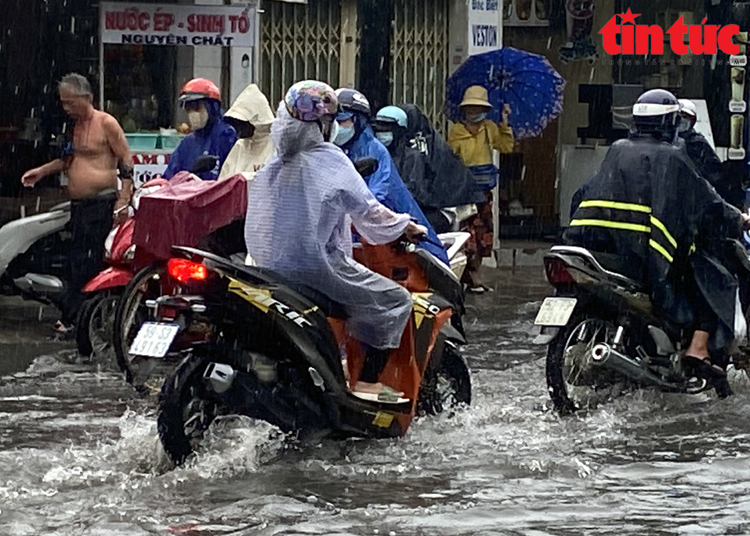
top-left (59, 73), bottom-right (93, 100)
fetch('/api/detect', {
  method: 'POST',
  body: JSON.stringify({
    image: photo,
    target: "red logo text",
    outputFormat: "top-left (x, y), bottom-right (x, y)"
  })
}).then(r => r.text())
top-left (600, 9), bottom-right (740, 56)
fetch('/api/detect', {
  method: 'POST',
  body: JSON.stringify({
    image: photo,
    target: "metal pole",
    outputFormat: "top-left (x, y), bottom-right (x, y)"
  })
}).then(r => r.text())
top-left (98, 3), bottom-right (104, 111)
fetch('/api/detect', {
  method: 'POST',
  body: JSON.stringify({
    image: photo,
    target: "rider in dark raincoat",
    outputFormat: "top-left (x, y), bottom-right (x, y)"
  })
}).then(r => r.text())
top-left (565, 89), bottom-right (748, 379)
top-left (163, 78), bottom-right (237, 181)
top-left (677, 99), bottom-right (743, 208)
top-left (372, 104), bottom-right (484, 233)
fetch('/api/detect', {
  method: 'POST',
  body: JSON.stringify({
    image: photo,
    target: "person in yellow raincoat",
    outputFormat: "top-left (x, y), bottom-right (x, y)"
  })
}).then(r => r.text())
top-left (218, 84), bottom-right (275, 181)
top-left (448, 85), bottom-right (514, 293)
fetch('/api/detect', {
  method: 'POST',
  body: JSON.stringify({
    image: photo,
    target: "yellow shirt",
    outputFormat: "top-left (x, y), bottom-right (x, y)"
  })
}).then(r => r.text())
top-left (447, 119), bottom-right (514, 167)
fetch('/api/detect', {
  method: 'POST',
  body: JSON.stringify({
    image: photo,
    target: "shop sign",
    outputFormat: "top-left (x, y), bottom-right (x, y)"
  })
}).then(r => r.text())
top-left (100, 2), bottom-right (256, 47)
top-left (133, 152), bottom-right (170, 187)
top-left (468, 0), bottom-right (502, 56)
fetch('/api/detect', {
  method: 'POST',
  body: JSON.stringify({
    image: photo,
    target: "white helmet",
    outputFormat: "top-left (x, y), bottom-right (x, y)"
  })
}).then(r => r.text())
top-left (678, 99), bottom-right (697, 118)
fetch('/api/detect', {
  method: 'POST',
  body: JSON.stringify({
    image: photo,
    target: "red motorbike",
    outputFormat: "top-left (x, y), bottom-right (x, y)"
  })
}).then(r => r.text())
top-left (75, 178), bottom-right (168, 359)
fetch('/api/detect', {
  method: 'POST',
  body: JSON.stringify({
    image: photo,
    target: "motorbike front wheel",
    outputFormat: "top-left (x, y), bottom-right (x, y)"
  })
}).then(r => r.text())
top-left (157, 353), bottom-right (218, 466)
top-left (418, 343), bottom-right (472, 415)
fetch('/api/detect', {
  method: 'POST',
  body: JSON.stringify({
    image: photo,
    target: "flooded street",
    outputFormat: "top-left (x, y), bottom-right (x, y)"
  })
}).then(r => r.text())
top-left (2, 270), bottom-right (750, 536)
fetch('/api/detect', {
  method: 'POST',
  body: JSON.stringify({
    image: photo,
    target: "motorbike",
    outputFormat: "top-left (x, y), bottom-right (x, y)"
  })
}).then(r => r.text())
top-left (114, 159), bottom-right (471, 395)
top-left (536, 245), bottom-right (744, 414)
top-left (148, 235), bottom-right (471, 465)
top-left (75, 178), bottom-right (168, 359)
top-left (0, 200), bottom-right (70, 305)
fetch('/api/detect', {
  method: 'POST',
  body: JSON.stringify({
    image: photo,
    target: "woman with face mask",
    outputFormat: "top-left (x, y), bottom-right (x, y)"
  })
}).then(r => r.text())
top-left (162, 78), bottom-right (238, 181)
top-left (447, 85), bottom-right (514, 293)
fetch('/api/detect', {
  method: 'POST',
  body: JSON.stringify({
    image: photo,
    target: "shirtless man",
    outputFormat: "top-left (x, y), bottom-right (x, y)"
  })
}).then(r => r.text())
top-left (21, 73), bottom-right (134, 332)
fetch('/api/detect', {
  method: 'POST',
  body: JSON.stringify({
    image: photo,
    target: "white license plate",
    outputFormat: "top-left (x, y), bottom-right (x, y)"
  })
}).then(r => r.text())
top-left (534, 297), bottom-right (577, 327)
top-left (129, 322), bottom-right (180, 358)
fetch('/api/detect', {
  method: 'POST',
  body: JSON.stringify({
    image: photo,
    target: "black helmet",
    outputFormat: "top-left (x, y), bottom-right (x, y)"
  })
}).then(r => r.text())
top-left (632, 89), bottom-right (681, 141)
top-left (335, 88), bottom-right (371, 119)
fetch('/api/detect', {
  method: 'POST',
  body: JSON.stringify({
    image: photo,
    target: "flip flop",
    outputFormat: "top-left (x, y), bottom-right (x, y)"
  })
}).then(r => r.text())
top-left (352, 386), bottom-right (410, 405)
top-left (683, 355), bottom-right (727, 380)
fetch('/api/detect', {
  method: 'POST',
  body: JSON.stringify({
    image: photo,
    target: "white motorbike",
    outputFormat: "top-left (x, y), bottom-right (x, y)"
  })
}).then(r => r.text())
top-left (0, 202), bottom-right (71, 303)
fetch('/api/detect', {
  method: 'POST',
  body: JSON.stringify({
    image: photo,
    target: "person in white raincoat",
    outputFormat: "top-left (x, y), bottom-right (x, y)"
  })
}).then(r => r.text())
top-left (218, 84), bottom-right (275, 181)
top-left (244, 80), bottom-right (426, 401)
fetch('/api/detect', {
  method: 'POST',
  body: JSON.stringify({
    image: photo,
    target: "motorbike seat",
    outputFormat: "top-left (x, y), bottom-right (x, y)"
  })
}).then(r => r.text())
top-left (549, 246), bottom-right (644, 292)
top-left (285, 282), bottom-right (349, 320)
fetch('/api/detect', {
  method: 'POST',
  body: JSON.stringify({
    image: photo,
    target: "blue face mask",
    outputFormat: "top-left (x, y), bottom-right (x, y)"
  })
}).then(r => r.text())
top-left (470, 113), bottom-right (487, 124)
top-left (376, 131), bottom-right (394, 147)
top-left (333, 125), bottom-right (355, 146)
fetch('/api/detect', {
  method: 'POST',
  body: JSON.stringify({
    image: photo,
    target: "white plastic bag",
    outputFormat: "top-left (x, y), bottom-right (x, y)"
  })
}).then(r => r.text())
top-left (734, 288), bottom-right (747, 342)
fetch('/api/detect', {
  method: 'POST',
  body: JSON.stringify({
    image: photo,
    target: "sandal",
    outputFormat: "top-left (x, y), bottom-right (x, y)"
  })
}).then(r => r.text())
top-left (352, 385), bottom-right (410, 405)
top-left (682, 355), bottom-right (727, 380)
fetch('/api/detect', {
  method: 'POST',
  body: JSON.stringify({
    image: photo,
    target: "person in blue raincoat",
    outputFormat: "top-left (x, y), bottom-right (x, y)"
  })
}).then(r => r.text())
top-left (162, 78), bottom-right (237, 181)
top-left (332, 88), bottom-right (449, 266)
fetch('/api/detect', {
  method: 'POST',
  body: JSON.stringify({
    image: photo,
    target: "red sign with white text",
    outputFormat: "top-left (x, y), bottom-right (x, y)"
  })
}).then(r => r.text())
top-left (100, 2), bottom-right (256, 47)
top-left (600, 9), bottom-right (740, 56)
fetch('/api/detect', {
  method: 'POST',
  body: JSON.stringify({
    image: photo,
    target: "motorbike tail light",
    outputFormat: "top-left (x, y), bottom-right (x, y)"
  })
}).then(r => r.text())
top-left (168, 258), bottom-right (209, 284)
top-left (157, 305), bottom-right (179, 320)
top-left (544, 257), bottom-right (575, 285)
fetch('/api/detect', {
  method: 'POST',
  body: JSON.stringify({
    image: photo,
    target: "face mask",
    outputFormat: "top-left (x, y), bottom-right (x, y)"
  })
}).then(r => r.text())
top-left (187, 108), bottom-right (209, 130)
top-left (376, 131), bottom-right (394, 147)
top-left (333, 125), bottom-right (355, 146)
top-left (469, 113), bottom-right (487, 124)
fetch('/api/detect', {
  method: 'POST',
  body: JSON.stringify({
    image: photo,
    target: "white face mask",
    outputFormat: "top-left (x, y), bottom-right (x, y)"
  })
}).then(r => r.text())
top-left (187, 108), bottom-right (209, 130)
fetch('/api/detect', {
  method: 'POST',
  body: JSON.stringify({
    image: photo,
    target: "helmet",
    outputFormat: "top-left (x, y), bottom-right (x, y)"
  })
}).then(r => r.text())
top-left (284, 80), bottom-right (339, 122)
top-left (678, 98), bottom-right (697, 118)
top-left (335, 88), bottom-right (371, 120)
top-left (375, 106), bottom-right (408, 128)
top-left (179, 78), bottom-right (221, 103)
top-left (632, 89), bottom-right (681, 139)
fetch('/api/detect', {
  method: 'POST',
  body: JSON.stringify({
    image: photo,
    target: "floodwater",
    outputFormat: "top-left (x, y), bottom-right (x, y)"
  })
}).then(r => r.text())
top-left (2, 271), bottom-right (750, 536)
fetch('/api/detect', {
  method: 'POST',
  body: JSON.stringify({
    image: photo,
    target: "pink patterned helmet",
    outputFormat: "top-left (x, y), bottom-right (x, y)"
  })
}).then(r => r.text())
top-left (284, 80), bottom-right (339, 122)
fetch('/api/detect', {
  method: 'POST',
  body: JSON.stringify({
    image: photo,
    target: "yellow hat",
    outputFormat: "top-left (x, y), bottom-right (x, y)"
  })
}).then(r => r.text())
top-left (459, 85), bottom-right (492, 108)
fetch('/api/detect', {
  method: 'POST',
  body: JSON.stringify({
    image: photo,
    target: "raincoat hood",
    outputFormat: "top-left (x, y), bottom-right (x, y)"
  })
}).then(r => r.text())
top-left (224, 84), bottom-right (275, 136)
top-left (218, 85), bottom-right (276, 181)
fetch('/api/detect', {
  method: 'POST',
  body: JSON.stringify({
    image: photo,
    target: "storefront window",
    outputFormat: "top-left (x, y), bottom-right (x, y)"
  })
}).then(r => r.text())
top-left (103, 44), bottom-right (177, 132)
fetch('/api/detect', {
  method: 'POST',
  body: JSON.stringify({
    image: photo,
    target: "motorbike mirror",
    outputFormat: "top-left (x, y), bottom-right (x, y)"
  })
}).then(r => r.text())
top-left (192, 155), bottom-right (219, 174)
top-left (353, 157), bottom-right (379, 178)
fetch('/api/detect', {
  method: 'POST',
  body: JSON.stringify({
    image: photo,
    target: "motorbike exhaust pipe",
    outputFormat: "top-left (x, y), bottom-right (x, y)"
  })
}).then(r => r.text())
top-left (203, 362), bottom-right (236, 394)
top-left (590, 343), bottom-right (676, 389)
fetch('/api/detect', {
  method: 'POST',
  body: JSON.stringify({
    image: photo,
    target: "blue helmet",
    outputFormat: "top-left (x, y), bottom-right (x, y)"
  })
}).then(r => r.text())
top-left (375, 106), bottom-right (408, 128)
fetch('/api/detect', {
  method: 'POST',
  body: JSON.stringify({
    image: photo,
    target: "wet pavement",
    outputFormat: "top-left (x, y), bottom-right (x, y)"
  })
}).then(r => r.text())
top-left (2, 270), bottom-right (750, 535)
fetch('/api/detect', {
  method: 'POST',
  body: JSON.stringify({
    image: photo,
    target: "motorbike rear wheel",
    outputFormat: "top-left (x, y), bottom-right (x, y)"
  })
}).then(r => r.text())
top-left (76, 290), bottom-right (120, 361)
top-left (157, 353), bottom-right (217, 466)
top-left (418, 343), bottom-right (471, 415)
top-left (113, 262), bottom-right (168, 387)
top-left (546, 314), bottom-right (619, 414)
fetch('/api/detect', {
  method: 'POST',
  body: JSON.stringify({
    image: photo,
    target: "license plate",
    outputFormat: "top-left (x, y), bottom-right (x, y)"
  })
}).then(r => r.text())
top-left (534, 297), bottom-right (577, 327)
top-left (129, 322), bottom-right (180, 358)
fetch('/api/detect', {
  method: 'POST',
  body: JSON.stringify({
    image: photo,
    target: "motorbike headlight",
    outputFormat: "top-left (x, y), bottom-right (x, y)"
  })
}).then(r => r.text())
top-left (124, 245), bottom-right (136, 261)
